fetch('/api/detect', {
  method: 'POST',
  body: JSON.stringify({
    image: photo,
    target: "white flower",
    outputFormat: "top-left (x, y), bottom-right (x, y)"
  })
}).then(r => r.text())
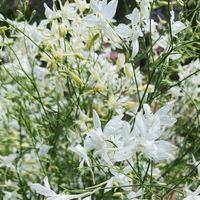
top-left (83, 110), bottom-right (132, 165)
top-left (75, 0), bottom-right (89, 12)
top-left (83, 103), bottom-right (176, 163)
top-left (83, 0), bottom-right (121, 47)
top-left (70, 144), bottom-right (91, 167)
top-left (98, 14), bottom-right (121, 47)
top-left (132, 103), bottom-right (177, 161)
top-left (115, 8), bottom-right (143, 57)
top-left (105, 170), bottom-right (132, 193)
top-left (144, 102), bottom-right (177, 127)
top-left (0, 153), bottom-right (17, 169)
top-left (115, 24), bottom-right (133, 39)
top-left (84, 110), bottom-right (113, 165)
top-left (30, 177), bottom-right (93, 200)
top-left (126, 8), bottom-right (140, 26)
top-left (127, 188), bottom-right (143, 200)
top-left (91, 0), bottom-right (118, 21)
top-left (44, 3), bottom-right (61, 20)
top-left (170, 11), bottom-right (186, 37)
top-left (3, 191), bottom-right (21, 200)
top-left (84, 111), bottom-right (104, 151)
top-left (30, 176), bottom-right (57, 198)
top-left (114, 103), bottom-right (177, 162)
top-left (115, 23), bottom-right (141, 57)
top-left (36, 140), bottom-right (52, 156)
top-left (171, 21), bottom-right (186, 36)
top-left (83, 0), bottom-right (118, 25)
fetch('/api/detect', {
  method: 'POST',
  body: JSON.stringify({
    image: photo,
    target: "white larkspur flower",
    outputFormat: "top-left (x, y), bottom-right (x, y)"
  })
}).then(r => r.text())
top-left (105, 170), bottom-right (132, 193)
top-left (126, 8), bottom-right (140, 26)
top-left (139, 0), bottom-right (152, 19)
top-left (44, 3), bottom-right (61, 20)
top-left (114, 103), bottom-right (177, 162)
top-left (115, 23), bottom-right (133, 39)
top-left (70, 144), bottom-right (91, 167)
top-left (132, 103), bottom-right (177, 161)
top-left (30, 176), bottom-right (57, 198)
top-left (91, 0), bottom-right (118, 21)
top-left (84, 110), bottom-right (113, 165)
top-left (170, 11), bottom-right (186, 37)
top-left (115, 23), bottom-right (141, 57)
top-left (83, 0), bottom-right (118, 25)
top-left (84, 110), bottom-right (132, 165)
top-left (83, 0), bottom-right (121, 47)
top-left (115, 8), bottom-right (143, 57)
top-left (144, 102), bottom-right (177, 127)
top-left (75, 0), bottom-right (89, 12)
top-left (0, 153), bottom-right (17, 169)
top-left (30, 177), bottom-right (92, 200)
top-left (84, 110), bottom-right (104, 151)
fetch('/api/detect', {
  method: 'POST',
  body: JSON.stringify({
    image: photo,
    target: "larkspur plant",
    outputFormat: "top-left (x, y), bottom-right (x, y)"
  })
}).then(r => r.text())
top-left (0, 0), bottom-right (200, 199)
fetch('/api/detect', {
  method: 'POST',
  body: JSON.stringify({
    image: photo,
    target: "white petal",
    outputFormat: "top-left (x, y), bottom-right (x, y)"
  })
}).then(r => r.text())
top-left (144, 140), bottom-right (177, 162)
top-left (82, 15), bottom-right (99, 27)
top-left (84, 132), bottom-right (95, 151)
top-left (114, 145), bottom-right (135, 161)
top-left (103, 0), bottom-right (118, 20)
top-left (30, 183), bottom-right (56, 197)
top-left (147, 116), bottom-right (161, 140)
top-left (115, 24), bottom-right (132, 38)
top-left (172, 21), bottom-right (186, 36)
top-left (159, 116), bottom-right (176, 126)
top-left (91, 0), bottom-right (100, 13)
top-left (44, 176), bottom-right (51, 189)
top-left (104, 115), bottom-right (130, 138)
top-left (44, 3), bottom-right (53, 19)
top-left (156, 102), bottom-right (177, 126)
top-left (92, 110), bottom-right (101, 130)
top-left (143, 104), bottom-right (151, 116)
top-left (98, 15), bottom-right (122, 48)
top-left (126, 8), bottom-right (140, 26)
top-left (156, 102), bottom-right (173, 115)
top-left (105, 178), bottom-right (114, 193)
top-left (132, 39), bottom-right (139, 58)
top-left (169, 53), bottom-right (181, 60)
top-left (133, 112), bottom-right (147, 137)
top-left (99, 0), bottom-right (108, 12)
top-left (70, 144), bottom-right (85, 158)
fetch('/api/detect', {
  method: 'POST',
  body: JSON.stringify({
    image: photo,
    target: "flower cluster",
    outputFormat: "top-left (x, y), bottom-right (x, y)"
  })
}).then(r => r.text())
top-left (0, 0), bottom-right (199, 199)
